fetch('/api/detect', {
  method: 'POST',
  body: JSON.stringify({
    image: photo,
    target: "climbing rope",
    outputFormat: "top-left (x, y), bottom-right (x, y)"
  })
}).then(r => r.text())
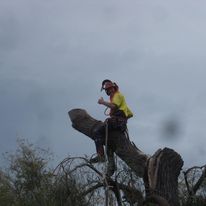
top-left (104, 119), bottom-right (110, 206)
top-left (104, 119), bottom-right (123, 206)
top-left (104, 107), bottom-right (110, 116)
top-left (103, 112), bottom-right (130, 205)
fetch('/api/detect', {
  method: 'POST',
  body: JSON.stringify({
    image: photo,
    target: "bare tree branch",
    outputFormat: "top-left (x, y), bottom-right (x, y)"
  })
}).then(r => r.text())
top-left (184, 165), bottom-right (206, 196)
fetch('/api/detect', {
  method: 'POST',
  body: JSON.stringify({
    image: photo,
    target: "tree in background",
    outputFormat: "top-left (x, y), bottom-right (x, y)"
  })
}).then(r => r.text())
top-left (0, 169), bottom-right (15, 206)
top-left (0, 139), bottom-right (88, 206)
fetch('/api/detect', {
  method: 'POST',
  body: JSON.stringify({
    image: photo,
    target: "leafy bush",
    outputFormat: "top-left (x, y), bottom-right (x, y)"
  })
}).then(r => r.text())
top-left (0, 139), bottom-right (88, 206)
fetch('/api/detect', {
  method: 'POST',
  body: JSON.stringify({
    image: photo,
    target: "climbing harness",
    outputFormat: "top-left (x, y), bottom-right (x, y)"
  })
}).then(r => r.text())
top-left (124, 127), bottom-right (130, 140)
top-left (105, 119), bottom-right (109, 163)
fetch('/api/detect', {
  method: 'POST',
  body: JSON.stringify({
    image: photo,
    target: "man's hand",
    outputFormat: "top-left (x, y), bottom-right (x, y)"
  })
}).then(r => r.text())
top-left (98, 97), bottom-right (116, 109)
top-left (98, 97), bottom-right (105, 104)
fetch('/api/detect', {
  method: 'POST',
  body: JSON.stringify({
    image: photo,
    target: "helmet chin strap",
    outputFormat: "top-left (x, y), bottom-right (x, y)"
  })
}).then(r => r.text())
top-left (106, 90), bottom-right (111, 96)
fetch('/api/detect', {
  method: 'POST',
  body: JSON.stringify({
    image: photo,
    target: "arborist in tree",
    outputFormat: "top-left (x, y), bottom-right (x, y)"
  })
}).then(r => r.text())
top-left (90, 79), bottom-right (133, 176)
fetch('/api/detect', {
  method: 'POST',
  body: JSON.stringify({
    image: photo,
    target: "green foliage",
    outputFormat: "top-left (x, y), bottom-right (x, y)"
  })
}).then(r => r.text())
top-left (0, 139), bottom-right (88, 206)
top-left (0, 171), bottom-right (15, 206)
top-left (52, 174), bottom-right (88, 206)
top-left (5, 139), bottom-right (53, 206)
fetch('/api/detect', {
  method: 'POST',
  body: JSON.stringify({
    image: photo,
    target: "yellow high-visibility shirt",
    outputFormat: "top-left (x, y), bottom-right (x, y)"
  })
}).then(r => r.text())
top-left (110, 91), bottom-right (133, 119)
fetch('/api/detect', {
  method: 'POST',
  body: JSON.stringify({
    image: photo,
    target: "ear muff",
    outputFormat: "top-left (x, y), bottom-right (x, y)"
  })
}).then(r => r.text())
top-left (113, 82), bottom-right (119, 91)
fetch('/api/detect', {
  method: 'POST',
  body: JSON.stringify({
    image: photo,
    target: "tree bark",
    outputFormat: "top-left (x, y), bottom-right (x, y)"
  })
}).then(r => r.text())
top-left (68, 108), bottom-right (184, 206)
top-left (144, 148), bottom-right (183, 206)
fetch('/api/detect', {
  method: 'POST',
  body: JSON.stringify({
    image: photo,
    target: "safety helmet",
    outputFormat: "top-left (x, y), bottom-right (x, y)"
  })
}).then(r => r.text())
top-left (101, 79), bottom-right (118, 91)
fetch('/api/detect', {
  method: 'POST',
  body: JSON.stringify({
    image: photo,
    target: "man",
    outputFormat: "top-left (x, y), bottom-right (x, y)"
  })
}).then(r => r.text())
top-left (90, 79), bottom-right (133, 176)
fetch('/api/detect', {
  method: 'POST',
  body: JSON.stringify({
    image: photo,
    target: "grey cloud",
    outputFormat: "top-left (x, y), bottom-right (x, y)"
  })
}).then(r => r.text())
top-left (0, 15), bottom-right (19, 52)
top-left (1, 0), bottom-right (206, 168)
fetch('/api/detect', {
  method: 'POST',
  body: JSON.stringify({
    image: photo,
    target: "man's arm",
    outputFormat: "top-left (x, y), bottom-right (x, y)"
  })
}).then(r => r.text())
top-left (98, 97), bottom-right (116, 109)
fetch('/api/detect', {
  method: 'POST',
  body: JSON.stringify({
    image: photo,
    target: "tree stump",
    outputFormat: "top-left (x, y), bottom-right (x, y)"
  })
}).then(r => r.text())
top-left (68, 108), bottom-right (183, 206)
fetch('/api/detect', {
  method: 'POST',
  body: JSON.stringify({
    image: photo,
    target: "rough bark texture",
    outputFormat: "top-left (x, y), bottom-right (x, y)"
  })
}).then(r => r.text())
top-left (68, 108), bottom-right (184, 206)
top-left (144, 148), bottom-right (183, 206)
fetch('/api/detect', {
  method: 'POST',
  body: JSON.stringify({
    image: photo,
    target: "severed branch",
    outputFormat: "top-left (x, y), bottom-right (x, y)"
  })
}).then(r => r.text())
top-left (68, 108), bottom-right (148, 177)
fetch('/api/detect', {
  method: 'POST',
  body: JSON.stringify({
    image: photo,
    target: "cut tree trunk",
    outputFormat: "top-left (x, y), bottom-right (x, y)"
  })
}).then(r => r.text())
top-left (68, 108), bottom-right (184, 206)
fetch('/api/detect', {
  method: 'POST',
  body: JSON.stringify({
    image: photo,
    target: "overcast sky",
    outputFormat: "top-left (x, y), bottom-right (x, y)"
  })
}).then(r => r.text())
top-left (1, 0), bottom-right (206, 168)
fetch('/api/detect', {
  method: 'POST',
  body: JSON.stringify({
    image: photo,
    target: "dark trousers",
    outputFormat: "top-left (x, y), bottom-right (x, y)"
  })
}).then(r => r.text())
top-left (93, 117), bottom-right (127, 156)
